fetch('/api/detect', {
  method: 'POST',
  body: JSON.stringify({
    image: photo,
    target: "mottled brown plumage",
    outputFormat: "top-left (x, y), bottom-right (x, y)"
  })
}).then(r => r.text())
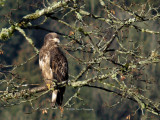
top-left (39, 33), bottom-right (68, 106)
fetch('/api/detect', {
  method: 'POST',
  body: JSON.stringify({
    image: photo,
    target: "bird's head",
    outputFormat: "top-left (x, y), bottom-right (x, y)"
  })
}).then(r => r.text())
top-left (44, 33), bottom-right (60, 45)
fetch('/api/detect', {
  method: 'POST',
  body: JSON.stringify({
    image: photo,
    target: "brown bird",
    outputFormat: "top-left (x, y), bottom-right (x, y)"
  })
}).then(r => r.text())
top-left (39, 33), bottom-right (68, 106)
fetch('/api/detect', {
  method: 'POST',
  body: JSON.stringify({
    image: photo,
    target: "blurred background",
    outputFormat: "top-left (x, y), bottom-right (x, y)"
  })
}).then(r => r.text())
top-left (0, 0), bottom-right (160, 120)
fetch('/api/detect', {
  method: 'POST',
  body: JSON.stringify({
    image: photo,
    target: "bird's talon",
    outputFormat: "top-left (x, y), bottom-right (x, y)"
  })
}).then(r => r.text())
top-left (46, 84), bottom-right (51, 89)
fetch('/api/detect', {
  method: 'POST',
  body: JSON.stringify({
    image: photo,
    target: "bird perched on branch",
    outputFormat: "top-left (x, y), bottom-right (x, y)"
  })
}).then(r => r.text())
top-left (39, 32), bottom-right (68, 106)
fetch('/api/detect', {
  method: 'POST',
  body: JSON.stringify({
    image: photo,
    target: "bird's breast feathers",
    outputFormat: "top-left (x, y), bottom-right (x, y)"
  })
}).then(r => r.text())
top-left (39, 51), bottom-right (53, 80)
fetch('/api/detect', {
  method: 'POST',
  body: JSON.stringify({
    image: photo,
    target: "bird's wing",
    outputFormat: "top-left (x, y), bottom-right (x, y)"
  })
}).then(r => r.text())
top-left (50, 48), bottom-right (68, 106)
top-left (50, 48), bottom-right (68, 82)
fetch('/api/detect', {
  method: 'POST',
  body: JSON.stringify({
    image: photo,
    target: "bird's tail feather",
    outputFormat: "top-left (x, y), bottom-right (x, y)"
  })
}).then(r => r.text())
top-left (52, 90), bottom-right (58, 106)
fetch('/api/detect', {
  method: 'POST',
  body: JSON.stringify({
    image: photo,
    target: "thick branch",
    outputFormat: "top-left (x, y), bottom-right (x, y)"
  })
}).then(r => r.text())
top-left (1, 77), bottom-right (159, 116)
top-left (0, 85), bottom-right (48, 101)
top-left (0, 0), bottom-right (70, 41)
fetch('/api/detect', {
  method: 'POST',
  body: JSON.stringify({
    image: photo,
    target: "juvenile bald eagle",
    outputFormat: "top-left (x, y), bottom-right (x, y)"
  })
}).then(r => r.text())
top-left (39, 33), bottom-right (68, 106)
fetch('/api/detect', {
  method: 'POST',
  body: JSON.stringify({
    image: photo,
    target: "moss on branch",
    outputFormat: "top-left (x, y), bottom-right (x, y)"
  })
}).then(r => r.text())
top-left (0, 0), bottom-right (70, 41)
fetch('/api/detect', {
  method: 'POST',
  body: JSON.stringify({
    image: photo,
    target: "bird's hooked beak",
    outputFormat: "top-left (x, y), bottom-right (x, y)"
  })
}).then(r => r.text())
top-left (52, 38), bottom-right (60, 43)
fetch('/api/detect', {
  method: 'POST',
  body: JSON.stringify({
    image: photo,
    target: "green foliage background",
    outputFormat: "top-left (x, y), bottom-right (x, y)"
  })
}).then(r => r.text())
top-left (0, 0), bottom-right (160, 120)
